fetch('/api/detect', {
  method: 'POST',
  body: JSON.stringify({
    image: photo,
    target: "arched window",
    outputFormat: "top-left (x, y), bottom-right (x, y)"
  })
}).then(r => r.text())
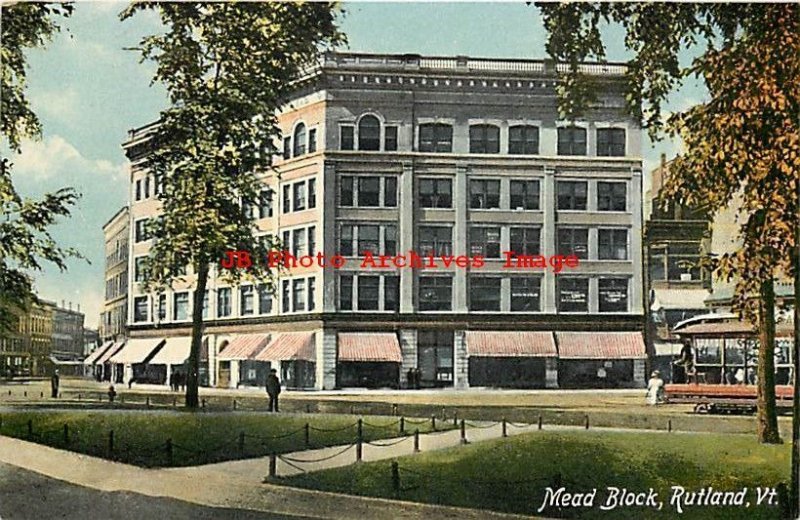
top-left (509, 125), bottom-right (540, 155)
top-left (469, 124), bottom-right (500, 154)
top-left (358, 115), bottom-right (381, 151)
top-left (293, 123), bottom-right (307, 157)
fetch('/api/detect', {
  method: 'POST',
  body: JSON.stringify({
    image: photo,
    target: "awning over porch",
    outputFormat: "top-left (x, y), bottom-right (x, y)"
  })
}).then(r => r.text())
top-left (338, 333), bottom-right (402, 363)
top-left (218, 334), bottom-right (271, 361)
top-left (96, 341), bottom-right (125, 364)
top-left (148, 336), bottom-right (193, 365)
top-left (255, 332), bottom-right (315, 362)
top-left (83, 340), bottom-right (114, 365)
top-left (465, 331), bottom-right (557, 358)
top-left (556, 332), bottom-right (646, 360)
top-left (109, 338), bottom-right (165, 365)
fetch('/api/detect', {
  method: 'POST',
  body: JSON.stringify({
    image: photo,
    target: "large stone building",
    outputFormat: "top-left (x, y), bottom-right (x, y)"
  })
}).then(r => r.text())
top-left (100, 206), bottom-right (129, 343)
top-left (50, 301), bottom-right (85, 361)
top-left (118, 52), bottom-right (646, 390)
top-left (0, 302), bottom-right (53, 377)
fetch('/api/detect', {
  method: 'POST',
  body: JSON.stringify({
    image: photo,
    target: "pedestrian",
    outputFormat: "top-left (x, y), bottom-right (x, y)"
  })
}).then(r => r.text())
top-left (266, 368), bottom-right (281, 412)
top-left (50, 369), bottom-right (60, 398)
top-left (406, 368), bottom-right (414, 390)
top-left (414, 367), bottom-right (422, 389)
top-left (673, 339), bottom-right (696, 383)
top-left (108, 384), bottom-right (117, 403)
top-left (169, 371), bottom-right (176, 392)
top-left (645, 370), bottom-right (664, 405)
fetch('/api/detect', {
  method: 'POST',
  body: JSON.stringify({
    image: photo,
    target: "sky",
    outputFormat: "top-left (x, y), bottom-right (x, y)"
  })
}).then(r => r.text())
top-left (8, 1), bottom-right (705, 329)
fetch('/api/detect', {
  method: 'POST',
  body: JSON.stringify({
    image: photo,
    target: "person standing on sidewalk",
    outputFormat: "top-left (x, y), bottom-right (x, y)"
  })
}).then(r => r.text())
top-left (50, 369), bottom-right (60, 398)
top-left (266, 368), bottom-right (281, 412)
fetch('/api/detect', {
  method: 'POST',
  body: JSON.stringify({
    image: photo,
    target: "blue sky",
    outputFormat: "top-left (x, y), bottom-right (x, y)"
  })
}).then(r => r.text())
top-left (11, 1), bottom-right (703, 328)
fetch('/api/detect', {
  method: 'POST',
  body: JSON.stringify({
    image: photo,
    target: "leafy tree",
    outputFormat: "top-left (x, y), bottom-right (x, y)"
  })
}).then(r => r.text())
top-left (536, 3), bottom-right (799, 445)
top-left (123, 2), bottom-right (344, 408)
top-left (1, 3), bottom-right (80, 335)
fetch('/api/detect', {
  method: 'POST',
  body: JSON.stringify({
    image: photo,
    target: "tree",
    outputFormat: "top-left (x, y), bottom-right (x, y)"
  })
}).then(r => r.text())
top-left (536, 3), bottom-right (799, 445)
top-left (1, 3), bottom-right (80, 335)
top-left (122, 2), bottom-right (344, 408)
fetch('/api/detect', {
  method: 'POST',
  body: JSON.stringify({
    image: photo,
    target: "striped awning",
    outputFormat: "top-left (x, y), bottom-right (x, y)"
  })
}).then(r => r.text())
top-left (83, 341), bottom-right (114, 365)
top-left (465, 331), bottom-right (557, 358)
top-left (148, 336), bottom-right (192, 365)
top-left (109, 338), bottom-right (165, 364)
top-left (96, 341), bottom-right (125, 364)
top-left (218, 334), bottom-right (271, 361)
top-left (255, 332), bottom-right (315, 362)
top-left (338, 333), bottom-right (402, 363)
top-left (556, 332), bottom-right (646, 360)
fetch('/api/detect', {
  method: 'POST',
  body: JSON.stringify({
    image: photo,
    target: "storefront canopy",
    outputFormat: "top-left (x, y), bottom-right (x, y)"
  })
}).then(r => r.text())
top-left (465, 331), bottom-right (557, 358)
top-left (83, 341), bottom-right (114, 365)
top-left (109, 338), bottom-right (165, 365)
top-left (218, 334), bottom-right (271, 361)
top-left (255, 332), bottom-right (315, 362)
top-left (338, 333), bottom-right (402, 363)
top-left (96, 341), bottom-right (125, 365)
top-left (556, 332), bottom-right (646, 360)
top-left (148, 336), bottom-right (193, 365)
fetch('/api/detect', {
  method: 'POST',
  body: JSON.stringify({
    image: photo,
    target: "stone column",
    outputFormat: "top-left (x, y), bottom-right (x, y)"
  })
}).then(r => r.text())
top-left (400, 162), bottom-right (415, 313)
top-left (542, 167), bottom-right (557, 313)
top-left (453, 329), bottom-right (469, 388)
top-left (322, 162), bottom-right (338, 312)
top-left (229, 361), bottom-right (240, 389)
top-left (633, 358), bottom-right (646, 387)
top-left (630, 169), bottom-right (644, 314)
top-left (453, 163), bottom-right (469, 313)
top-left (545, 357), bottom-right (559, 388)
top-left (315, 328), bottom-right (337, 390)
top-left (398, 329), bottom-right (417, 387)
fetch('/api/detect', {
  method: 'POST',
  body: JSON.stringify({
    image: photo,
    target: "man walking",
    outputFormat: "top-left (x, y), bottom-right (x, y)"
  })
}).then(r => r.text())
top-left (266, 368), bottom-right (281, 412)
top-left (50, 369), bottom-right (60, 398)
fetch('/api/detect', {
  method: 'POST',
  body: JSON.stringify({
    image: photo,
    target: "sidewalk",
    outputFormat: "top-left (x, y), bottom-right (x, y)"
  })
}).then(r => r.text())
top-left (0, 424), bottom-right (540, 520)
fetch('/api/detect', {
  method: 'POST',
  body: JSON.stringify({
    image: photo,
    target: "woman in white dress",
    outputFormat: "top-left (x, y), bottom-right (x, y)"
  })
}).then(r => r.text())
top-left (646, 370), bottom-right (665, 405)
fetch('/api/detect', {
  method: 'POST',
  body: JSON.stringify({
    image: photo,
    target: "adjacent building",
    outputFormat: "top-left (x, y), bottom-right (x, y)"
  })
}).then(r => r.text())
top-left (120, 52), bottom-right (646, 390)
top-left (0, 302), bottom-right (53, 377)
top-left (100, 206), bottom-right (129, 343)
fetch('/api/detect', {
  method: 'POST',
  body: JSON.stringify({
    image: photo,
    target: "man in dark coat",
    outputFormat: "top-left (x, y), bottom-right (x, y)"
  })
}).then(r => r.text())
top-left (266, 368), bottom-right (281, 412)
top-left (50, 369), bottom-right (60, 398)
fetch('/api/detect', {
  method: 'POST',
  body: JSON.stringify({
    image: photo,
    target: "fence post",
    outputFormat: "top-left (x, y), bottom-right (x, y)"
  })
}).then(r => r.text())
top-left (108, 430), bottom-right (114, 455)
top-left (391, 460), bottom-right (400, 499)
top-left (238, 431), bottom-right (245, 455)
top-left (233, 399), bottom-right (237, 411)
top-left (27, 419), bottom-right (32, 437)
top-left (23, 391), bottom-right (27, 398)
top-left (356, 418), bottom-right (363, 462)
top-left (502, 417), bottom-right (507, 438)
top-left (585, 415), bottom-right (590, 430)
top-left (431, 415), bottom-right (436, 431)
top-left (173, 397), bottom-right (177, 407)
top-left (304, 423), bottom-right (311, 449)
top-left (146, 396), bottom-right (150, 408)
top-left (350, 405), bottom-right (355, 415)
top-left (399, 417), bottom-right (405, 435)
top-left (63, 424), bottom-right (69, 444)
top-left (166, 438), bottom-right (173, 465)
top-left (392, 403), bottom-right (398, 416)
top-left (306, 403), bottom-right (311, 413)
top-left (453, 412), bottom-right (458, 427)
top-left (40, 391), bottom-right (43, 399)
top-left (413, 429), bottom-right (420, 453)
top-left (78, 393), bottom-right (81, 400)
top-left (120, 394), bottom-right (125, 404)
top-left (538, 414), bottom-right (543, 430)
top-left (668, 419), bottom-right (672, 433)
top-left (460, 419), bottom-right (467, 444)
top-left (201, 398), bottom-right (206, 410)
top-left (269, 452), bottom-right (277, 478)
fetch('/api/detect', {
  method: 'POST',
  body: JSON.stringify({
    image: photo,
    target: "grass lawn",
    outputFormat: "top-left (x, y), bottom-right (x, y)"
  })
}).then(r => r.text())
top-left (282, 430), bottom-right (789, 519)
top-left (0, 410), bottom-right (447, 468)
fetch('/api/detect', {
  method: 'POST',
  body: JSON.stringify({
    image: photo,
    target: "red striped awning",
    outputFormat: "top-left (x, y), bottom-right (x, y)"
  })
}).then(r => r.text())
top-left (255, 332), bottom-right (315, 362)
top-left (218, 334), bottom-right (271, 361)
top-left (556, 332), bottom-right (646, 359)
top-left (465, 331), bottom-right (556, 358)
top-left (338, 333), bottom-right (402, 363)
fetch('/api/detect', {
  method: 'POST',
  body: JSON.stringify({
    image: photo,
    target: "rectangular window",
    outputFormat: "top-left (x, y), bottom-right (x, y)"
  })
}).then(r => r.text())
top-left (558, 278), bottom-right (589, 312)
top-left (282, 185), bottom-right (291, 214)
top-left (510, 180), bottom-right (540, 210)
top-left (384, 176), bottom-right (398, 207)
top-left (597, 182), bottom-right (627, 211)
top-left (158, 294), bottom-right (167, 321)
top-left (134, 257), bottom-right (147, 282)
top-left (384, 275), bottom-right (399, 311)
top-left (557, 228), bottom-right (589, 259)
top-left (419, 226), bottom-right (452, 256)
top-left (469, 277), bottom-right (501, 311)
top-left (240, 286), bottom-right (255, 316)
top-left (292, 228), bottom-right (306, 257)
top-left (134, 219), bottom-right (150, 243)
top-left (258, 189), bottom-right (273, 218)
top-left (217, 288), bottom-right (232, 318)
top-left (384, 225), bottom-right (397, 256)
top-left (173, 292), bottom-right (189, 321)
top-left (511, 277), bottom-right (541, 312)
top-left (384, 126), bottom-right (398, 151)
top-left (510, 227), bottom-right (541, 256)
top-left (308, 277), bottom-right (316, 311)
top-left (258, 284), bottom-right (272, 314)
top-left (340, 125), bottom-right (354, 151)
top-left (597, 128), bottom-right (626, 157)
top-left (308, 225), bottom-right (316, 255)
top-left (282, 280), bottom-right (290, 313)
top-left (135, 179), bottom-right (142, 201)
top-left (557, 181), bottom-right (588, 210)
top-left (469, 124), bottom-right (500, 154)
top-left (339, 274), bottom-right (353, 311)
top-left (282, 230), bottom-right (290, 254)
top-left (357, 225), bottom-right (380, 256)
top-left (358, 177), bottom-right (380, 207)
top-left (133, 296), bottom-right (148, 322)
top-left (418, 276), bottom-right (452, 311)
top-left (340, 225), bottom-right (355, 256)
top-left (598, 229), bottom-right (628, 260)
top-left (599, 278), bottom-right (629, 312)
top-left (419, 123), bottom-right (453, 153)
top-left (557, 126), bottom-right (587, 156)
top-left (419, 178), bottom-right (452, 208)
top-left (144, 176), bottom-right (150, 199)
top-left (418, 330), bottom-right (454, 384)
top-left (308, 128), bottom-right (317, 153)
top-left (357, 276), bottom-right (380, 310)
top-left (469, 227), bottom-right (501, 258)
top-left (469, 179), bottom-right (500, 209)
top-left (293, 182), bottom-right (306, 211)
top-left (308, 179), bottom-right (316, 209)
top-left (293, 279), bottom-right (306, 312)
top-left (202, 290), bottom-right (209, 319)
top-left (508, 125), bottom-right (539, 154)
top-left (283, 137), bottom-right (291, 160)
top-left (340, 176), bottom-right (354, 206)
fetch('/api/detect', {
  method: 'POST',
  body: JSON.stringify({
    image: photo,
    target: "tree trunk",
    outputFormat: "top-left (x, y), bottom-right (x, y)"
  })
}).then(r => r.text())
top-left (757, 278), bottom-right (781, 444)
top-left (791, 213), bottom-right (800, 517)
top-left (185, 259), bottom-right (210, 409)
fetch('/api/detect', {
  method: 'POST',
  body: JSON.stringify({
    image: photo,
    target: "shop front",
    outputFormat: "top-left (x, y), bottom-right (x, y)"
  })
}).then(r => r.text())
top-left (336, 332), bottom-right (402, 389)
top-left (556, 332), bottom-right (646, 388)
top-left (465, 331), bottom-right (557, 388)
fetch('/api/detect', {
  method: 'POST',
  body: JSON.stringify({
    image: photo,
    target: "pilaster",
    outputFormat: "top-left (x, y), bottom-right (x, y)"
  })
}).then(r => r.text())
top-left (400, 162), bottom-right (415, 313)
top-left (542, 167), bottom-right (557, 313)
top-left (453, 164), bottom-right (468, 312)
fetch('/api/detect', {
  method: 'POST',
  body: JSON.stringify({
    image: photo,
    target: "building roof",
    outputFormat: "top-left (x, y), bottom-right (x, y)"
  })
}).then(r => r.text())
top-left (555, 332), bottom-right (646, 360)
top-left (338, 333), bottom-right (402, 363)
top-left (465, 331), bottom-right (557, 358)
top-left (218, 334), bottom-right (271, 361)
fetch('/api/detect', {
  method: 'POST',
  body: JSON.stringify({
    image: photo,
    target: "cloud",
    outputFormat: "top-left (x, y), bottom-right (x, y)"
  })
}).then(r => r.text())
top-left (12, 135), bottom-right (126, 184)
top-left (30, 87), bottom-right (81, 121)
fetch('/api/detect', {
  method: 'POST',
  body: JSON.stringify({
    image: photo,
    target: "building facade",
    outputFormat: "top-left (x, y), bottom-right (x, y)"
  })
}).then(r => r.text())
top-left (101, 206), bottom-right (129, 343)
top-left (0, 301), bottom-right (53, 377)
top-left (49, 301), bottom-right (85, 361)
top-left (121, 52), bottom-right (646, 390)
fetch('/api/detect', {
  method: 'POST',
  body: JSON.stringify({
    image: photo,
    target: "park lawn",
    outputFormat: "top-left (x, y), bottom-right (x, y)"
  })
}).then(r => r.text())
top-left (282, 430), bottom-right (789, 520)
top-left (0, 410), bottom-right (447, 468)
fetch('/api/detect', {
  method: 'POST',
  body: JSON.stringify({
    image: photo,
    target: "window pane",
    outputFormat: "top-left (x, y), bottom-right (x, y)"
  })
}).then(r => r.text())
top-left (339, 275), bottom-right (353, 310)
top-left (384, 126), bottom-right (398, 151)
top-left (217, 288), bottom-right (232, 317)
top-left (509, 125), bottom-right (539, 155)
top-left (384, 177), bottom-right (398, 207)
top-left (358, 177), bottom-right (380, 206)
top-left (358, 225), bottom-right (380, 255)
top-left (240, 286), bottom-right (254, 316)
top-left (293, 279), bottom-right (306, 312)
top-left (469, 277), bottom-right (501, 311)
top-left (510, 180), bottom-right (540, 210)
top-left (419, 277), bottom-right (452, 311)
top-left (293, 123), bottom-right (306, 157)
top-left (358, 115), bottom-right (380, 151)
top-left (358, 276), bottom-right (380, 310)
top-left (599, 278), bottom-right (628, 312)
top-left (558, 278), bottom-right (589, 312)
top-left (419, 124), bottom-right (452, 153)
top-left (511, 277), bottom-right (541, 311)
top-left (340, 125), bottom-right (354, 150)
top-left (384, 275), bottom-right (399, 311)
top-left (340, 176), bottom-right (354, 206)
